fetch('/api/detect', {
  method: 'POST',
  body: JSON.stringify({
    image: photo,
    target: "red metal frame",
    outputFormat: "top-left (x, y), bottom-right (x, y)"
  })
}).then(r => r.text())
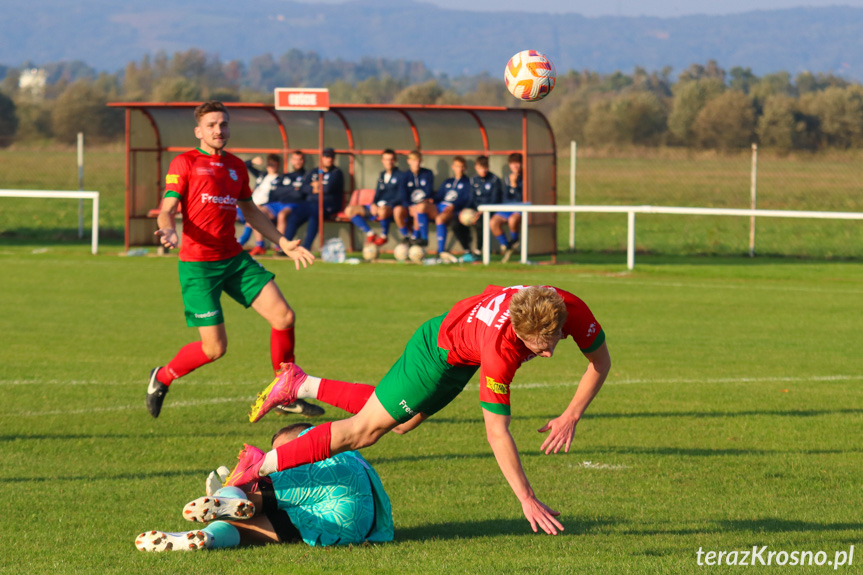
top-left (110, 101), bottom-right (556, 255)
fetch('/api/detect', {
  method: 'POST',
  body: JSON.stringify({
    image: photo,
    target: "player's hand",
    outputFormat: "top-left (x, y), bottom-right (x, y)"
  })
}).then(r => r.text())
top-left (509, 173), bottom-right (518, 187)
top-left (154, 227), bottom-right (178, 249)
top-left (251, 156), bottom-right (263, 166)
top-left (538, 414), bottom-right (578, 454)
top-left (472, 212), bottom-right (482, 224)
top-left (520, 494), bottom-right (564, 535)
top-left (278, 237), bottom-right (315, 270)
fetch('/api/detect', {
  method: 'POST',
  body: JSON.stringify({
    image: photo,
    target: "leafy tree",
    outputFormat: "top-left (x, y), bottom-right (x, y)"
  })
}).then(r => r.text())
top-left (50, 81), bottom-right (122, 143)
top-left (729, 67), bottom-right (757, 94)
top-left (584, 91), bottom-right (667, 146)
top-left (667, 78), bottom-right (724, 145)
top-left (805, 86), bottom-right (863, 148)
top-left (151, 77), bottom-right (202, 102)
top-left (692, 91), bottom-right (755, 150)
top-left (549, 91), bottom-right (590, 145)
top-left (0, 92), bottom-right (18, 146)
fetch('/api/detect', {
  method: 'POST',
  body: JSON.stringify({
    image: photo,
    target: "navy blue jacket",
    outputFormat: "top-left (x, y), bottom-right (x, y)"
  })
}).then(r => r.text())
top-left (373, 169), bottom-right (402, 206)
top-left (502, 174), bottom-right (523, 204)
top-left (435, 176), bottom-right (471, 211)
top-left (301, 166), bottom-right (345, 214)
top-left (271, 168), bottom-right (307, 203)
top-left (399, 168), bottom-right (435, 206)
top-left (470, 172), bottom-right (503, 209)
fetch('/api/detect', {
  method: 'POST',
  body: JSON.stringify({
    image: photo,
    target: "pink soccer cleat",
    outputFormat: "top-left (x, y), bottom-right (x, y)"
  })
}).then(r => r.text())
top-left (248, 362), bottom-right (309, 423)
top-left (223, 444), bottom-right (265, 490)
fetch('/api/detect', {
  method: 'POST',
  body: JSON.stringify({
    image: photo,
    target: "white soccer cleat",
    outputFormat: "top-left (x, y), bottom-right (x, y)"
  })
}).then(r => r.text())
top-left (205, 471), bottom-right (222, 496)
top-left (135, 529), bottom-right (211, 552)
top-left (182, 495), bottom-right (255, 523)
top-left (204, 466), bottom-right (234, 494)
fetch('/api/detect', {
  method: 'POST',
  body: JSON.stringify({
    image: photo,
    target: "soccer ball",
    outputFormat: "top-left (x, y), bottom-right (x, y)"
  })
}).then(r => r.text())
top-left (408, 245), bottom-right (425, 263)
top-left (504, 50), bottom-right (556, 102)
top-left (393, 243), bottom-right (409, 262)
top-left (362, 243), bottom-right (378, 262)
top-left (458, 208), bottom-right (477, 226)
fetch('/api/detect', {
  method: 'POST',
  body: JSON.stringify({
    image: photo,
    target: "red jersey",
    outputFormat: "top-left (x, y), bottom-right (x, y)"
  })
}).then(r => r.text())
top-left (164, 148), bottom-right (253, 262)
top-left (438, 285), bottom-right (605, 416)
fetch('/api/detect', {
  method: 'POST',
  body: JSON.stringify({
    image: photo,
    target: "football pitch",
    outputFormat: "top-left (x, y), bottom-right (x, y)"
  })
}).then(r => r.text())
top-left (1, 250), bottom-right (862, 574)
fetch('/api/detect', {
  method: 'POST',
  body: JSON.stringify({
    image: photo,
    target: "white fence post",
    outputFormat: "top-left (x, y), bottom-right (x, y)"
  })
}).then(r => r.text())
top-left (569, 140), bottom-right (576, 252)
top-left (749, 143), bottom-right (758, 257)
top-left (482, 210), bottom-right (491, 265)
top-left (627, 211), bottom-right (635, 270)
top-left (520, 209), bottom-right (529, 264)
top-left (77, 132), bottom-right (84, 239)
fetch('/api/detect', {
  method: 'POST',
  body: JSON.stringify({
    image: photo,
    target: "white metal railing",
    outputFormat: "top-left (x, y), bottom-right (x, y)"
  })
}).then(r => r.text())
top-left (0, 190), bottom-right (100, 254)
top-left (478, 204), bottom-right (863, 269)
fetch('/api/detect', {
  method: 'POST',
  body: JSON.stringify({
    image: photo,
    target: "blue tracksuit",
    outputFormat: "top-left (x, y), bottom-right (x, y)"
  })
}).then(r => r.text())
top-left (399, 168), bottom-right (435, 207)
top-left (470, 172), bottom-right (503, 209)
top-left (284, 166), bottom-right (346, 249)
top-left (501, 174), bottom-right (523, 204)
top-left (270, 168), bottom-right (307, 204)
top-left (373, 169), bottom-right (402, 206)
top-left (435, 176), bottom-right (471, 212)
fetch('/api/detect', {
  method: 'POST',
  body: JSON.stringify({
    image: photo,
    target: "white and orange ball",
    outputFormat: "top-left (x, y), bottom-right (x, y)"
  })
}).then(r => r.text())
top-left (504, 50), bottom-right (556, 102)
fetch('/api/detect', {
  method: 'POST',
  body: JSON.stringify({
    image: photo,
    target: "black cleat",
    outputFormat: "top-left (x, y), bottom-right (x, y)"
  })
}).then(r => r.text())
top-left (146, 367), bottom-right (170, 418)
top-left (415, 238), bottom-right (429, 248)
top-left (274, 399), bottom-right (325, 418)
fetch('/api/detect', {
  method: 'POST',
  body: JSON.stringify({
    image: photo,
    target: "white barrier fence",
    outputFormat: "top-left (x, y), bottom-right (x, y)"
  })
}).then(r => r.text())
top-left (0, 190), bottom-right (100, 254)
top-left (478, 204), bottom-right (863, 269)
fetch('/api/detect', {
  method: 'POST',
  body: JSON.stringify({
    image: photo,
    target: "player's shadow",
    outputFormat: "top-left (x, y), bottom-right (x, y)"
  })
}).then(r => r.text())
top-left (395, 516), bottom-right (620, 541)
top-left (626, 518), bottom-right (863, 537)
top-left (4, 468), bottom-right (212, 483)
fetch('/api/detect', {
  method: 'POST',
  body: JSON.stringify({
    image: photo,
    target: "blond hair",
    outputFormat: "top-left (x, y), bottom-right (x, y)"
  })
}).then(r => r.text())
top-left (509, 286), bottom-right (567, 341)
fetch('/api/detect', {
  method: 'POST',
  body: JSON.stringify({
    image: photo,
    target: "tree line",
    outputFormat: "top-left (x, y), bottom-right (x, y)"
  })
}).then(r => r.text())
top-left (0, 49), bottom-right (860, 152)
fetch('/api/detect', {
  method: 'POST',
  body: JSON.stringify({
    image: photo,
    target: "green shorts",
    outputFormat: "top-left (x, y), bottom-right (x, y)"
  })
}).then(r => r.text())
top-left (178, 252), bottom-right (275, 327)
top-left (374, 314), bottom-right (479, 423)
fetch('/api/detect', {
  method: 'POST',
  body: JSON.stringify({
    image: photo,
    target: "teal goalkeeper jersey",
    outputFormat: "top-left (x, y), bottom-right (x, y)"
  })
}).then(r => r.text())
top-left (270, 441), bottom-right (394, 547)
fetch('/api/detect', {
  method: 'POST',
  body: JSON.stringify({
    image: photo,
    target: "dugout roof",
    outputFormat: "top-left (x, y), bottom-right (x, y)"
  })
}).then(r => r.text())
top-left (108, 102), bottom-right (557, 254)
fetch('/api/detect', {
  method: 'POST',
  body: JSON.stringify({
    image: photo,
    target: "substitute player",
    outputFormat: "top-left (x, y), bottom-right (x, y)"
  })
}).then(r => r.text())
top-left (451, 155), bottom-right (503, 260)
top-left (147, 101), bottom-right (319, 419)
top-left (241, 285), bottom-right (611, 536)
top-left (135, 423), bottom-right (393, 551)
top-left (433, 156), bottom-right (471, 262)
top-left (344, 149), bottom-right (401, 245)
top-left (490, 152), bottom-right (525, 262)
top-left (393, 150), bottom-right (435, 246)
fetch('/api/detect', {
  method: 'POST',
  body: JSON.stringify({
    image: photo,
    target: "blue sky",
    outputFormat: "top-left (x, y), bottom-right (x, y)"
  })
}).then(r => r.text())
top-left (314, 0), bottom-right (863, 17)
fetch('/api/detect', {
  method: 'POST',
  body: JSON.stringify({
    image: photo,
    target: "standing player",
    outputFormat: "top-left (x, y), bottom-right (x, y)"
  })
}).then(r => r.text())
top-left (240, 285), bottom-right (611, 536)
top-left (344, 149), bottom-right (400, 245)
top-left (452, 155), bottom-right (503, 260)
top-left (148, 101), bottom-right (319, 419)
top-left (393, 150), bottom-right (435, 246)
top-left (490, 152), bottom-right (524, 262)
top-left (434, 156), bottom-right (471, 262)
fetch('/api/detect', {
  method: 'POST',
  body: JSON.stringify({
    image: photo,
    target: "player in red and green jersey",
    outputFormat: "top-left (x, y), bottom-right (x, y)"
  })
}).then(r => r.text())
top-left (147, 101), bottom-right (317, 419)
top-left (238, 285), bottom-right (611, 536)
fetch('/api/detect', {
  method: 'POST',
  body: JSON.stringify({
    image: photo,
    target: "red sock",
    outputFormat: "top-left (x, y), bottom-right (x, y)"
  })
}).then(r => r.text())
top-left (270, 327), bottom-right (295, 373)
top-left (276, 421), bottom-right (332, 471)
top-left (158, 342), bottom-right (212, 385)
top-left (317, 378), bottom-right (375, 414)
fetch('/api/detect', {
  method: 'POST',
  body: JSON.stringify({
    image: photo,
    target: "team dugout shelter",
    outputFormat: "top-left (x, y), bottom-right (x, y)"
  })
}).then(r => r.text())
top-left (109, 96), bottom-right (557, 256)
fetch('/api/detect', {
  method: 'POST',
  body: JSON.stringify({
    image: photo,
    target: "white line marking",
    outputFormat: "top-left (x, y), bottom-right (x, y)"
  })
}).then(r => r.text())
top-left (576, 461), bottom-right (631, 470)
top-left (11, 396), bottom-right (251, 417)
top-left (3, 374), bottom-right (860, 418)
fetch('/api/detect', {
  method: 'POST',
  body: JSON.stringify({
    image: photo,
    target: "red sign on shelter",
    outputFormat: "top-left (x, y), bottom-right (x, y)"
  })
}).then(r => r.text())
top-left (274, 88), bottom-right (330, 111)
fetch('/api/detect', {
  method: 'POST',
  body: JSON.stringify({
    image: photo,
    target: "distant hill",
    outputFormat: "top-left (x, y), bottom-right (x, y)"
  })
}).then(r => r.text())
top-left (2, 0), bottom-right (863, 79)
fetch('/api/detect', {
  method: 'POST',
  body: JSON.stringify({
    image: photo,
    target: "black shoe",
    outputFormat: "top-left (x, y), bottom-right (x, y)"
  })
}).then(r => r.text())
top-left (273, 399), bottom-right (325, 417)
top-left (415, 238), bottom-right (429, 248)
top-left (400, 236), bottom-right (412, 246)
top-left (146, 367), bottom-right (170, 418)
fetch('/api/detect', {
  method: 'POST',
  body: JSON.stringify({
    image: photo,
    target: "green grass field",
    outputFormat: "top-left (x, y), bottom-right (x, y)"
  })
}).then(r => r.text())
top-left (1, 251), bottom-right (862, 574)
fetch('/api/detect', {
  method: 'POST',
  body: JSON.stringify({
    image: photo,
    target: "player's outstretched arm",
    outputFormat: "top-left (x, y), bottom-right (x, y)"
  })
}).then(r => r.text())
top-left (482, 408), bottom-right (564, 536)
top-left (239, 202), bottom-right (315, 270)
top-left (154, 196), bottom-right (180, 249)
top-left (538, 341), bottom-right (611, 454)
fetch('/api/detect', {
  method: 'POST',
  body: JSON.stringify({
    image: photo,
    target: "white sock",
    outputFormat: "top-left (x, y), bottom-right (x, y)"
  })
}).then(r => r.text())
top-left (298, 375), bottom-right (322, 399)
top-left (259, 450), bottom-right (278, 477)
